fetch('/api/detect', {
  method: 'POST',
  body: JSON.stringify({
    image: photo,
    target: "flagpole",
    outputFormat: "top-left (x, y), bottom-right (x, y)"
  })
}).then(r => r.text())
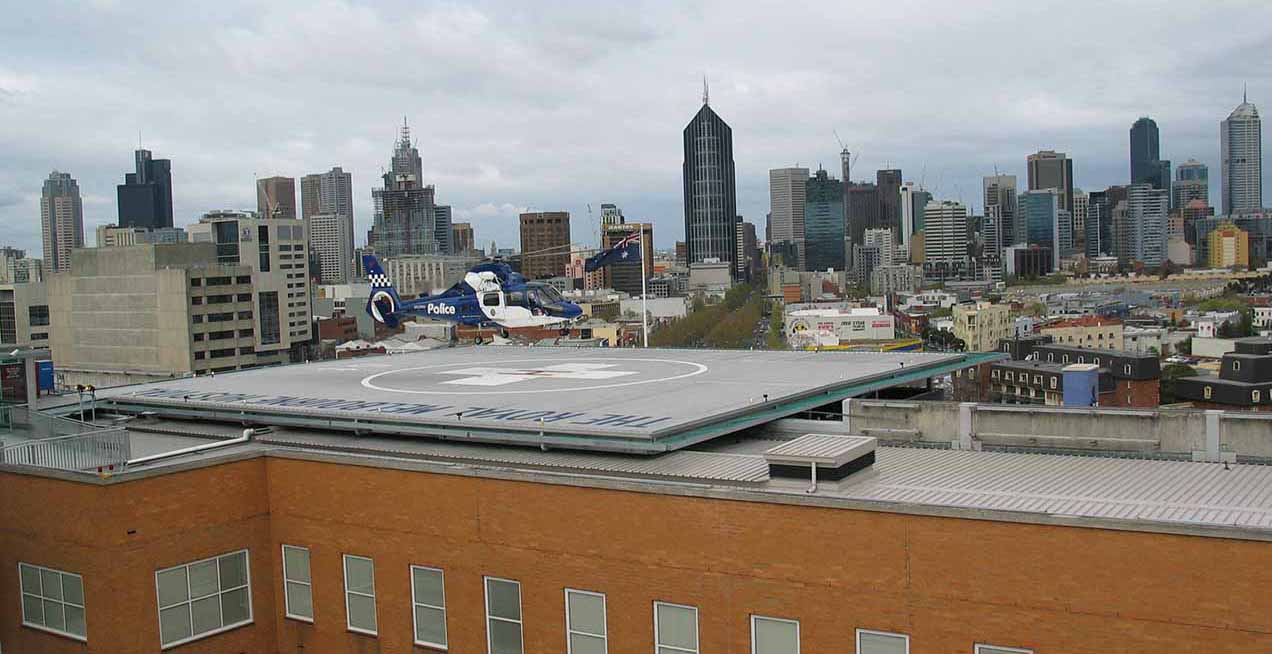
top-left (640, 229), bottom-right (649, 348)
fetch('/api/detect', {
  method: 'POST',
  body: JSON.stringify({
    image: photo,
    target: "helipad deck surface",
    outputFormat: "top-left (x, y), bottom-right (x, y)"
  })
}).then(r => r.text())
top-left (101, 347), bottom-right (993, 453)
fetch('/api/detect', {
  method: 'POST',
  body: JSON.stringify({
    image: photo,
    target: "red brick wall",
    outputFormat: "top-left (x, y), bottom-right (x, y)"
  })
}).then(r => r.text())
top-left (3, 456), bottom-right (1272, 653)
top-left (1104, 378), bottom-right (1161, 408)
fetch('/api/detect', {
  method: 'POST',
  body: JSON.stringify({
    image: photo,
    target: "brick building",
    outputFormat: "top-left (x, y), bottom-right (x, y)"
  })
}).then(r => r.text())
top-left (980, 337), bottom-right (1162, 407)
top-left (1039, 315), bottom-right (1124, 349)
top-left (2, 349), bottom-right (1270, 653)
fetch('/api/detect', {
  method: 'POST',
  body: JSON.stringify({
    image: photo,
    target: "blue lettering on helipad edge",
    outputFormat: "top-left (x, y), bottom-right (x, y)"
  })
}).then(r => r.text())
top-left (124, 388), bottom-right (670, 430)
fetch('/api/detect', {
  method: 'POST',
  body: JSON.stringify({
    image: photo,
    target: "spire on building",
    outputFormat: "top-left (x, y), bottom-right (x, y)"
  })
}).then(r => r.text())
top-left (398, 116), bottom-right (412, 148)
top-left (702, 75), bottom-right (709, 106)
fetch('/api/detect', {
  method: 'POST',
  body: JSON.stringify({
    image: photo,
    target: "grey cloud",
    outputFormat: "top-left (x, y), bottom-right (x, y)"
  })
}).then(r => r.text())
top-left (1, 0), bottom-right (1270, 256)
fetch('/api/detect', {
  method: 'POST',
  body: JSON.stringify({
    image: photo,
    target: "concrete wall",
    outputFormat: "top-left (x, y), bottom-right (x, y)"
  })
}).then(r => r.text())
top-left (838, 399), bottom-right (1272, 461)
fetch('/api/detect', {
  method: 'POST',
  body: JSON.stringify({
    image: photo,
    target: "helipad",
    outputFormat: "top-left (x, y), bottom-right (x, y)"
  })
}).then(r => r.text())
top-left (101, 347), bottom-right (1001, 453)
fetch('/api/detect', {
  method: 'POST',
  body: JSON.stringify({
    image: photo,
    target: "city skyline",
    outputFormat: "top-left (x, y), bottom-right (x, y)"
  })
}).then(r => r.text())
top-left (2, 1), bottom-right (1270, 257)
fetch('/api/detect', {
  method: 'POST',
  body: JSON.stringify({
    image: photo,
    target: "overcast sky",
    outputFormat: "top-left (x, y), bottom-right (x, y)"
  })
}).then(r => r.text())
top-left (2, 0), bottom-right (1269, 255)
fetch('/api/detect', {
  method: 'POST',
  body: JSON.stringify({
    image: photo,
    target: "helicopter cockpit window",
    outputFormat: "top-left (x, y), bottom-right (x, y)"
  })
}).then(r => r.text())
top-left (507, 290), bottom-right (528, 307)
top-left (482, 293), bottom-right (501, 307)
top-left (538, 285), bottom-right (565, 304)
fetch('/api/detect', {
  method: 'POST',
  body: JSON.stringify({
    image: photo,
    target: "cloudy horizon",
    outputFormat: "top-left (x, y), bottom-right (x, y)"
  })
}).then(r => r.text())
top-left (2, 0), bottom-right (1269, 257)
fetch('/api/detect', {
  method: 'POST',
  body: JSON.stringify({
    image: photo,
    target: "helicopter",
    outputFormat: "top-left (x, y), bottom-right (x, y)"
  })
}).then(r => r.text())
top-left (363, 254), bottom-right (584, 333)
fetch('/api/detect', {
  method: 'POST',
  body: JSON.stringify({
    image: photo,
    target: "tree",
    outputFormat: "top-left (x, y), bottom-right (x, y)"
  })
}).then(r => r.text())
top-left (1177, 336), bottom-right (1193, 356)
top-left (1160, 363), bottom-right (1199, 404)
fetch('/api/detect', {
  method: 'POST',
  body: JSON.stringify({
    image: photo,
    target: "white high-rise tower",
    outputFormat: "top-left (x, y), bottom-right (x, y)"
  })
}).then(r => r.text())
top-left (1221, 91), bottom-right (1262, 215)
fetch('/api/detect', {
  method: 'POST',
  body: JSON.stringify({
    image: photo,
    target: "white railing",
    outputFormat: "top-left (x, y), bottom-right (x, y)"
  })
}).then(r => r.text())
top-left (0, 428), bottom-right (131, 473)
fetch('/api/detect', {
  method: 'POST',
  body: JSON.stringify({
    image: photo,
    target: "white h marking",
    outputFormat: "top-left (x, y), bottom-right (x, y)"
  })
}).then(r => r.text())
top-left (438, 363), bottom-right (639, 387)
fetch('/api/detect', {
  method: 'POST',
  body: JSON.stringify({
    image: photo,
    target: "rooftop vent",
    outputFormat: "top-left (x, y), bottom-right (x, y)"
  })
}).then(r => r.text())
top-left (763, 434), bottom-right (876, 491)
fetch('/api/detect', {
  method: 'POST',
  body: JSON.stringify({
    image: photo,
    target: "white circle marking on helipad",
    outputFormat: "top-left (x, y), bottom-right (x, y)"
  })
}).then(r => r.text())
top-left (360, 357), bottom-right (709, 396)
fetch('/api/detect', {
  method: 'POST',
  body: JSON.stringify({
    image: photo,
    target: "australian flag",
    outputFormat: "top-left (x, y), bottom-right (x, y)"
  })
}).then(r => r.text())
top-left (584, 231), bottom-right (642, 272)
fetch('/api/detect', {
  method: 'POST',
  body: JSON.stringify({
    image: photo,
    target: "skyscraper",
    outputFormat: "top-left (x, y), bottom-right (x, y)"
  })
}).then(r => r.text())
top-left (1125, 184), bottom-right (1170, 267)
top-left (898, 182), bottom-right (931, 249)
top-left (735, 218), bottom-right (759, 283)
top-left (116, 149), bottom-right (173, 229)
top-left (451, 223), bottom-right (475, 256)
top-left (1221, 93), bottom-right (1262, 215)
top-left (845, 182), bottom-right (880, 262)
top-left (876, 169), bottom-right (903, 234)
top-left (599, 203), bottom-right (624, 227)
top-left (922, 200), bottom-right (969, 281)
top-left (1173, 159), bottom-right (1209, 208)
top-left (519, 211), bottom-right (571, 279)
top-left (368, 121), bottom-right (445, 258)
top-left (804, 168), bottom-right (845, 272)
top-left (768, 167), bottom-right (809, 269)
top-left (983, 174), bottom-right (1019, 245)
top-left (300, 167), bottom-right (354, 223)
top-left (1019, 189), bottom-right (1063, 270)
top-left (1071, 189), bottom-right (1089, 250)
top-left (683, 86), bottom-right (738, 272)
top-left (1128, 117), bottom-right (1168, 189)
top-left (602, 222), bottom-right (653, 294)
top-left (256, 176), bottom-right (297, 220)
top-left (41, 171), bottom-right (84, 272)
top-left (1027, 150), bottom-right (1075, 215)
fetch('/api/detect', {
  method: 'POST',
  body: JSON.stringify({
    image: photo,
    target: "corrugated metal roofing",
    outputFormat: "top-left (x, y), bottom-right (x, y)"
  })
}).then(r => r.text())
top-left (258, 430), bottom-right (770, 484)
top-left (844, 447), bottom-right (1272, 531)
top-left (764, 434), bottom-right (875, 465)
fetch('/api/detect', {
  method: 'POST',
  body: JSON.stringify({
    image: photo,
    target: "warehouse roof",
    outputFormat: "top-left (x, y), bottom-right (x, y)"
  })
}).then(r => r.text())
top-left (97, 346), bottom-right (995, 454)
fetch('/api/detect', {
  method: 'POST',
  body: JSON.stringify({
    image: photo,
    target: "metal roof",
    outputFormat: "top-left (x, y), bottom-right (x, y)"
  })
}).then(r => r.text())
top-left (763, 434), bottom-right (876, 467)
top-left (842, 447), bottom-right (1272, 532)
top-left (97, 346), bottom-right (1000, 454)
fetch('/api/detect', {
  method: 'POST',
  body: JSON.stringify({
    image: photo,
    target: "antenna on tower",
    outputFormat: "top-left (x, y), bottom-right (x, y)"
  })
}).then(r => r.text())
top-left (702, 75), bottom-right (709, 106)
top-left (1244, 82), bottom-right (1248, 104)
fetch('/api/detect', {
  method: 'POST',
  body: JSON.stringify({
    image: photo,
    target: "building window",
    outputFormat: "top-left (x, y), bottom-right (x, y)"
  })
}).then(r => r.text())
top-left (1124, 364), bottom-right (1131, 375)
top-left (991, 370), bottom-right (1000, 379)
top-left (654, 601), bottom-right (698, 654)
top-left (411, 566), bottom-right (447, 649)
top-left (1062, 355), bottom-right (1069, 363)
top-left (857, 628), bottom-right (909, 654)
top-left (259, 291), bottom-right (281, 345)
top-left (1047, 353), bottom-right (1054, 362)
top-left (19, 562), bottom-right (86, 641)
top-left (155, 549), bottom-right (252, 648)
top-left (1234, 360), bottom-right (1242, 371)
top-left (565, 589), bottom-right (606, 654)
top-left (28, 305), bottom-right (50, 327)
top-left (343, 555), bottom-right (376, 635)
top-left (1254, 391), bottom-right (1262, 403)
top-left (751, 615), bottom-right (799, 654)
top-left (975, 646), bottom-right (1033, 654)
top-left (1204, 386), bottom-right (1213, 399)
top-left (1033, 375), bottom-right (1041, 385)
top-left (1094, 357), bottom-right (1100, 365)
top-left (485, 577), bottom-right (523, 654)
top-left (1049, 377), bottom-right (1057, 389)
top-left (281, 545), bottom-right (312, 622)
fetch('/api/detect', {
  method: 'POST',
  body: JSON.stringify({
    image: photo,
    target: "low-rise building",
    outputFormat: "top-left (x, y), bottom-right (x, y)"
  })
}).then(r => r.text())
top-left (1040, 315), bottom-right (1124, 349)
top-left (378, 254), bottom-right (482, 297)
top-left (785, 307), bottom-right (895, 347)
top-left (1176, 337), bottom-right (1272, 411)
top-left (1123, 325), bottom-right (1168, 355)
top-left (870, 264), bottom-right (922, 295)
top-left (993, 336), bottom-right (1161, 407)
top-left (952, 301), bottom-right (1011, 352)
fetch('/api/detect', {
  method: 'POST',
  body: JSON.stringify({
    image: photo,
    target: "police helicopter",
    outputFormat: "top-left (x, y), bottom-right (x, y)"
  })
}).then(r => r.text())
top-left (363, 253), bottom-right (585, 335)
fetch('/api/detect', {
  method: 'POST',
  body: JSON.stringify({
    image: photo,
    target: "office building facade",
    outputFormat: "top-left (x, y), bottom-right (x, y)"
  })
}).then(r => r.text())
top-left (922, 200), bottom-right (969, 281)
top-left (1221, 95), bottom-right (1262, 215)
top-left (804, 168), bottom-right (845, 271)
top-left (116, 149), bottom-right (173, 229)
top-left (308, 213), bottom-right (355, 285)
top-left (1027, 150), bottom-right (1074, 215)
top-left (40, 171), bottom-right (84, 273)
top-left (1129, 117), bottom-right (1171, 195)
top-left (369, 122), bottom-right (448, 258)
top-left (876, 169), bottom-right (902, 235)
top-left (983, 174), bottom-right (1019, 245)
top-left (768, 167), bottom-right (809, 269)
top-left (1207, 222), bottom-right (1250, 269)
top-left (1173, 159), bottom-right (1209, 208)
top-left (602, 223), bottom-right (654, 295)
top-left (1019, 190), bottom-right (1063, 270)
top-left (519, 212), bottom-right (571, 280)
top-left (1124, 184), bottom-right (1169, 267)
top-left (257, 177), bottom-right (297, 220)
top-left (682, 94), bottom-right (737, 272)
top-left (188, 211), bottom-right (312, 365)
top-left (301, 167), bottom-right (354, 224)
top-left (451, 223), bottom-right (476, 256)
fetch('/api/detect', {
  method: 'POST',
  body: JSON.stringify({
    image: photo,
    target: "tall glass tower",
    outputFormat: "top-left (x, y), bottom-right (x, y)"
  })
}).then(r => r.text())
top-left (682, 84), bottom-right (737, 272)
top-left (1221, 93), bottom-right (1262, 215)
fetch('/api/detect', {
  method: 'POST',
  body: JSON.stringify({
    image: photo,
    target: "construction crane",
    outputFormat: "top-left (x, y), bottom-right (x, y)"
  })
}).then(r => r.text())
top-left (833, 130), bottom-right (860, 180)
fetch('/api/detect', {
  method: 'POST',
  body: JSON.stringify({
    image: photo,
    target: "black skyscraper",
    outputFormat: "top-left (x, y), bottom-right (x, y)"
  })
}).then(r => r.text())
top-left (1130, 117), bottom-right (1170, 193)
top-left (682, 86), bottom-right (737, 272)
top-left (116, 149), bottom-right (173, 229)
top-left (876, 169), bottom-right (902, 234)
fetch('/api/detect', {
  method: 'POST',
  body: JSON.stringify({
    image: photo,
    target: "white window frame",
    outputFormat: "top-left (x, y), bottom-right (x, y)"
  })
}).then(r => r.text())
top-left (154, 549), bottom-right (253, 649)
top-left (653, 601), bottom-right (699, 654)
top-left (281, 545), bottom-right (312, 623)
top-left (410, 565), bottom-right (448, 650)
top-left (975, 645), bottom-right (1033, 654)
top-left (750, 614), bottom-right (799, 654)
top-left (18, 562), bottom-right (86, 642)
top-left (564, 588), bottom-right (607, 654)
top-left (484, 576), bottom-right (523, 654)
top-left (856, 628), bottom-right (909, 654)
top-left (342, 554), bottom-right (377, 636)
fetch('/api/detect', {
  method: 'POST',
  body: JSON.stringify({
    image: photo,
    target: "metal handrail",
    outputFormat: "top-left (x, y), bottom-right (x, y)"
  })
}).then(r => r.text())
top-left (0, 428), bottom-right (131, 473)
